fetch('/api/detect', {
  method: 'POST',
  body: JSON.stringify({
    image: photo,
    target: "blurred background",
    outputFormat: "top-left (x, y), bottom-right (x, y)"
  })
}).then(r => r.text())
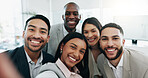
top-left (0, 0), bottom-right (148, 54)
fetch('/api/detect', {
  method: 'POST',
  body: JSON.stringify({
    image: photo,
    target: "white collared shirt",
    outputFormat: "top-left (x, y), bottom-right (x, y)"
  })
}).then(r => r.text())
top-left (25, 51), bottom-right (43, 78)
top-left (56, 59), bottom-right (82, 78)
top-left (107, 54), bottom-right (124, 78)
top-left (63, 25), bottom-right (80, 36)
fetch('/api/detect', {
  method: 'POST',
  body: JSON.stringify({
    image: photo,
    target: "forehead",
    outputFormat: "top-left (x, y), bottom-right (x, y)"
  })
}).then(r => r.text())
top-left (101, 27), bottom-right (122, 37)
top-left (84, 24), bottom-right (98, 30)
top-left (65, 4), bottom-right (79, 12)
top-left (66, 38), bottom-right (86, 47)
top-left (27, 19), bottom-right (48, 29)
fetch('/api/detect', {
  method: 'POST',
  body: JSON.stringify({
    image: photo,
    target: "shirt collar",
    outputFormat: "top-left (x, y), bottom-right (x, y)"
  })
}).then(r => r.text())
top-left (63, 25), bottom-right (80, 36)
top-left (63, 25), bottom-right (68, 36)
top-left (56, 58), bottom-right (80, 78)
top-left (107, 53), bottom-right (124, 69)
top-left (24, 50), bottom-right (43, 64)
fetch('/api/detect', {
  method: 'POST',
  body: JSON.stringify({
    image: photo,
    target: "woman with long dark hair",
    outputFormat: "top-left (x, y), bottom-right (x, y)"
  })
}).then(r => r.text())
top-left (36, 32), bottom-right (89, 78)
top-left (82, 17), bottom-right (102, 78)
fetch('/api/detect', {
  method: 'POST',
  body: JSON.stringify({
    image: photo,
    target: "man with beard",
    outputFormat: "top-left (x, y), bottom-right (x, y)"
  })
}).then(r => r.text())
top-left (97, 23), bottom-right (148, 78)
top-left (44, 2), bottom-right (81, 57)
top-left (7, 15), bottom-right (54, 78)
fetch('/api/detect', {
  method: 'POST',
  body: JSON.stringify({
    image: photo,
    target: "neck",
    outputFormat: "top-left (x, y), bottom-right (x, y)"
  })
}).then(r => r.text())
top-left (64, 25), bottom-right (76, 32)
top-left (91, 44), bottom-right (101, 62)
top-left (24, 47), bottom-right (41, 64)
top-left (109, 52), bottom-right (123, 67)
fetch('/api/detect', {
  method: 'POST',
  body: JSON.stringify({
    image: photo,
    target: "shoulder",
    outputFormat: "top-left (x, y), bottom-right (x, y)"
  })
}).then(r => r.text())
top-left (38, 63), bottom-right (65, 78)
top-left (125, 48), bottom-right (148, 65)
top-left (7, 46), bottom-right (24, 57)
top-left (97, 53), bottom-right (105, 63)
top-left (36, 70), bottom-right (58, 78)
top-left (51, 23), bottom-right (63, 31)
top-left (42, 51), bottom-right (55, 63)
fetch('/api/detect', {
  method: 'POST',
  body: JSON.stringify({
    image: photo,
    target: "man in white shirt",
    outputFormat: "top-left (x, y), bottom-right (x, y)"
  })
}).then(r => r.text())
top-left (97, 23), bottom-right (148, 78)
top-left (45, 2), bottom-right (81, 57)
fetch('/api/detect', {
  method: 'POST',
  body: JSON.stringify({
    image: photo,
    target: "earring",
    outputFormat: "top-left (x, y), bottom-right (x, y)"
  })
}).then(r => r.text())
top-left (60, 49), bottom-right (63, 54)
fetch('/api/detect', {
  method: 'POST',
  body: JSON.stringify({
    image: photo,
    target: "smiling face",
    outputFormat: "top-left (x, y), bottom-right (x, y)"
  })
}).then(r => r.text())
top-left (23, 19), bottom-right (50, 53)
top-left (100, 27), bottom-right (125, 60)
top-left (62, 3), bottom-right (81, 32)
top-left (60, 38), bottom-right (86, 70)
top-left (83, 24), bottom-right (100, 47)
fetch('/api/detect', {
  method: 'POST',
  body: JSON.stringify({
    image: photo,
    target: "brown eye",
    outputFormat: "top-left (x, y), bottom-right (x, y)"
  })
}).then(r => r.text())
top-left (73, 12), bottom-right (78, 16)
top-left (70, 46), bottom-right (76, 49)
top-left (83, 31), bottom-right (88, 34)
top-left (65, 12), bottom-right (70, 16)
top-left (29, 29), bottom-right (34, 31)
top-left (80, 50), bottom-right (85, 54)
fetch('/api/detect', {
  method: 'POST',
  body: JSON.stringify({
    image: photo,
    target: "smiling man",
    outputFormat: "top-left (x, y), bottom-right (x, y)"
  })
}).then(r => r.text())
top-left (44, 2), bottom-right (81, 57)
top-left (7, 15), bottom-right (54, 78)
top-left (97, 23), bottom-right (148, 78)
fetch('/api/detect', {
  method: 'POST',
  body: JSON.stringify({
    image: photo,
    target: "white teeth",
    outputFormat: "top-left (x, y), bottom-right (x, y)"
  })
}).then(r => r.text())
top-left (107, 49), bottom-right (115, 51)
top-left (69, 21), bottom-right (75, 23)
top-left (88, 39), bottom-right (94, 41)
top-left (31, 40), bottom-right (40, 44)
top-left (69, 56), bottom-right (76, 61)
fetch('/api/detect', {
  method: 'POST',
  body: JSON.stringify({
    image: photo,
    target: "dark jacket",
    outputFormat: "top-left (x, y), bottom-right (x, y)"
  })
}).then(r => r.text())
top-left (7, 46), bottom-right (55, 78)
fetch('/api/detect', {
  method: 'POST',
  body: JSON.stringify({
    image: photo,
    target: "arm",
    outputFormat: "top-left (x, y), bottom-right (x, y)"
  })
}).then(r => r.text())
top-left (36, 71), bottom-right (58, 78)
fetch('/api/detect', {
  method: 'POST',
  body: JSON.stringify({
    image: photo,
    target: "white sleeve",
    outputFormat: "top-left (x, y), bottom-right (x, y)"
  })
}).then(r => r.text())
top-left (35, 71), bottom-right (58, 78)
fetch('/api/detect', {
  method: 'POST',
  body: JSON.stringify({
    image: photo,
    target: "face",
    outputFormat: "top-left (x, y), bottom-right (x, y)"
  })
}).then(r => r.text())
top-left (60, 38), bottom-right (86, 70)
top-left (23, 19), bottom-right (50, 53)
top-left (83, 24), bottom-right (100, 47)
top-left (99, 27), bottom-right (125, 60)
top-left (62, 4), bottom-right (81, 31)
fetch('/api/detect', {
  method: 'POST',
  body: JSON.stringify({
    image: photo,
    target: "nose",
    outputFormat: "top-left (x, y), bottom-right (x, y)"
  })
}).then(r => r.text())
top-left (88, 32), bottom-right (93, 38)
top-left (107, 39), bottom-right (114, 47)
top-left (34, 31), bottom-right (41, 38)
top-left (74, 50), bottom-right (79, 58)
top-left (69, 13), bottom-right (75, 19)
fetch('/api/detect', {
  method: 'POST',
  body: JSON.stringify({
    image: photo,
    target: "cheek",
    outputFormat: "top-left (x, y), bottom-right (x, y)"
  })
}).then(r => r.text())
top-left (100, 41), bottom-right (106, 48)
top-left (84, 33), bottom-right (88, 37)
top-left (79, 54), bottom-right (84, 61)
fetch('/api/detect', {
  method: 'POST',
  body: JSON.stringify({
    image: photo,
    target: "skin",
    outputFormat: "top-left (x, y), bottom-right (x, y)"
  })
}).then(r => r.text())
top-left (99, 27), bottom-right (125, 67)
top-left (60, 38), bottom-right (86, 71)
top-left (0, 53), bottom-right (22, 78)
top-left (83, 23), bottom-right (101, 62)
top-left (23, 19), bottom-right (50, 63)
top-left (83, 24), bottom-right (100, 47)
top-left (62, 4), bottom-right (81, 32)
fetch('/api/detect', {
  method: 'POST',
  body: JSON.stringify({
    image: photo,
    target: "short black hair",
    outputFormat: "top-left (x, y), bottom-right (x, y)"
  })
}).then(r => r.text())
top-left (101, 23), bottom-right (124, 35)
top-left (24, 14), bottom-right (50, 35)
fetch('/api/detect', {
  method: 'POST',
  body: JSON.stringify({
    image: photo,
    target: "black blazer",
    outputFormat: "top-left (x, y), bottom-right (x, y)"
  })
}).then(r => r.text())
top-left (7, 46), bottom-right (55, 78)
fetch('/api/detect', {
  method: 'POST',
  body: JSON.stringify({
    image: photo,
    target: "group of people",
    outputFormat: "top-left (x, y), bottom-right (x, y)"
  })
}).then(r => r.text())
top-left (1, 1), bottom-right (148, 78)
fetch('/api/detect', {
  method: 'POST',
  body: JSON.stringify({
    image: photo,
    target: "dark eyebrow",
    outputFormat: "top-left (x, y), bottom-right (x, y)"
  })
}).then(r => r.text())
top-left (28, 25), bottom-right (47, 31)
top-left (71, 43), bottom-right (86, 51)
top-left (71, 43), bottom-right (77, 47)
top-left (112, 35), bottom-right (120, 37)
top-left (101, 36), bottom-right (107, 38)
top-left (28, 25), bottom-right (36, 28)
top-left (41, 28), bottom-right (47, 31)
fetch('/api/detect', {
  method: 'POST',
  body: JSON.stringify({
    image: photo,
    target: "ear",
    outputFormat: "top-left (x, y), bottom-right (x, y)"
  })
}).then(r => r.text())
top-left (22, 31), bottom-right (25, 38)
top-left (122, 39), bottom-right (125, 46)
top-left (62, 15), bottom-right (65, 20)
top-left (79, 15), bottom-right (81, 20)
top-left (60, 43), bottom-right (64, 50)
top-left (46, 35), bottom-right (50, 43)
